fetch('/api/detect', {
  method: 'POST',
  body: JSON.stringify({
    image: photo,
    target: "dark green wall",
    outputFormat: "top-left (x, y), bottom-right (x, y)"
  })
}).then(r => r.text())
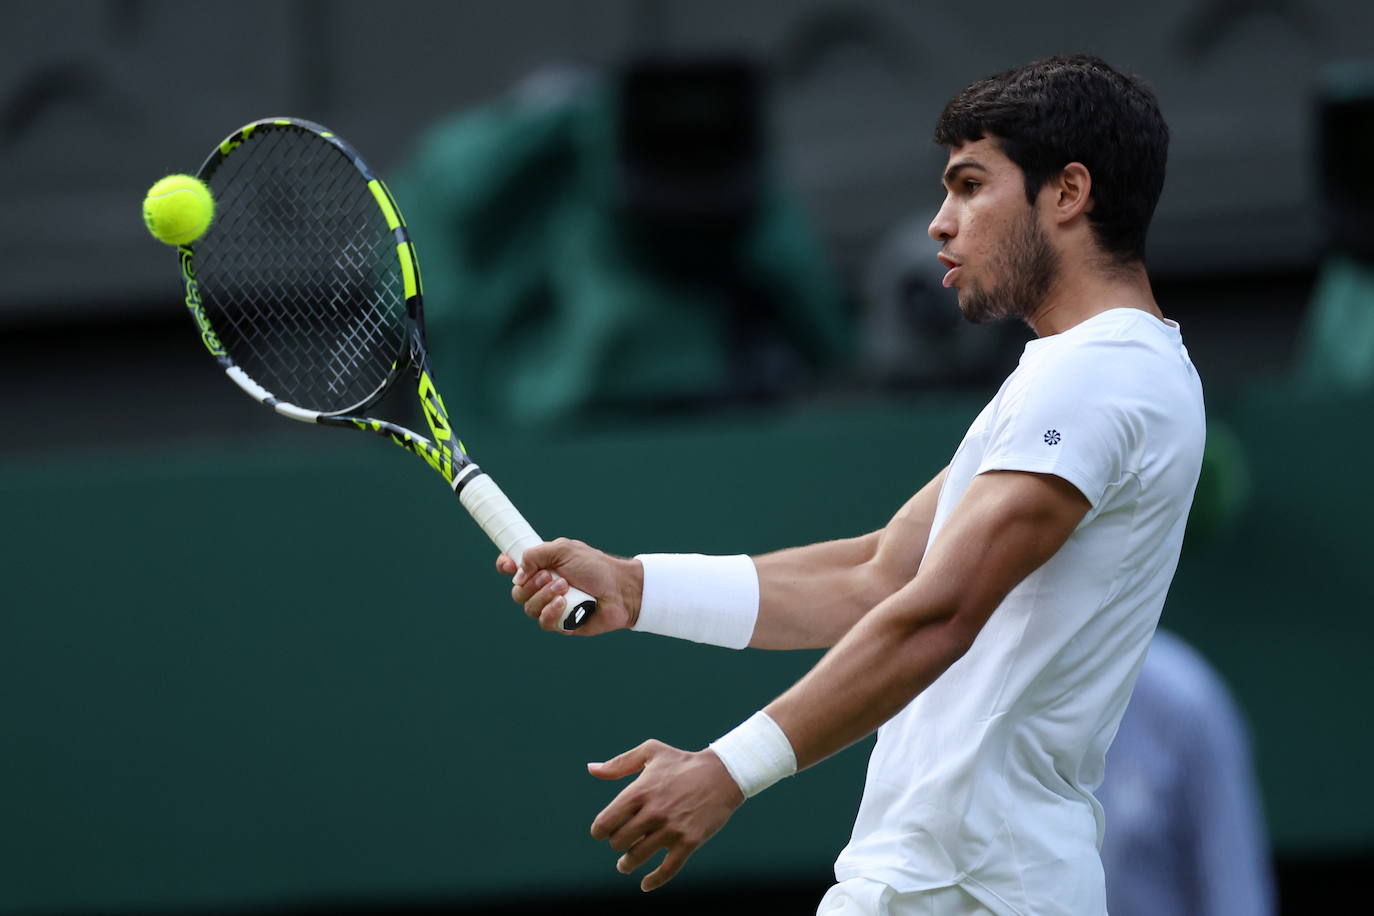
top-left (1, 391), bottom-right (1368, 913)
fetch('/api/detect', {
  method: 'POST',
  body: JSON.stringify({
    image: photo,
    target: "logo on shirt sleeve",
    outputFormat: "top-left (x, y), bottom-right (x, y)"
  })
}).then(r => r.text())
top-left (1044, 429), bottom-right (1061, 445)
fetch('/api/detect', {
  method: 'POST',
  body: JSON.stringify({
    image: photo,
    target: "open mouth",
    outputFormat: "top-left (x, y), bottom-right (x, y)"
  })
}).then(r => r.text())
top-left (937, 253), bottom-right (962, 288)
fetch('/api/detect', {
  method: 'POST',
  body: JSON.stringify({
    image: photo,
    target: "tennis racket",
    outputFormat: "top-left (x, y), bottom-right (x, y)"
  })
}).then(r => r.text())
top-left (173, 116), bottom-right (597, 630)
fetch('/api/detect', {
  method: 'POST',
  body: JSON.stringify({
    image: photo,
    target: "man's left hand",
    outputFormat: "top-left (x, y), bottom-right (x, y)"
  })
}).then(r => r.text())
top-left (588, 739), bottom-right (744, 891)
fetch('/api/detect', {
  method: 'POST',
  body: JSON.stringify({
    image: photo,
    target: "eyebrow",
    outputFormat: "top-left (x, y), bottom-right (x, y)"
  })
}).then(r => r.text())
top-left (943, 159), bottom-right (989, 188)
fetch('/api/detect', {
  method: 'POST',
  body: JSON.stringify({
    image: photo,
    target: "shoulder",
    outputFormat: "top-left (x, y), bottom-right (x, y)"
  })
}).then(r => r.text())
top-left (1030, 312), bottom-right (1179, 383)
top-left (1005, 311), bottom-right (1197, 431)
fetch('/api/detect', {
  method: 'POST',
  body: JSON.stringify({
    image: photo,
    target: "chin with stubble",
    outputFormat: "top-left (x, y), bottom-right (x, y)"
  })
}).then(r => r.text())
top-left (958, 208), bottom-right (1059, 326)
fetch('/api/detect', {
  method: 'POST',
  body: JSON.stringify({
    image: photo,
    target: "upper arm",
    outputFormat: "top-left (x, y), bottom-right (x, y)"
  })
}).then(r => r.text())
top-left (861, 465), bottom-right (948, 597)
top-left (901, 468), bottom-right (1091, 647)
top-left (747, 465), bottom-right (949, 650)
top-left (760, 468), bottom-right (1092, 768)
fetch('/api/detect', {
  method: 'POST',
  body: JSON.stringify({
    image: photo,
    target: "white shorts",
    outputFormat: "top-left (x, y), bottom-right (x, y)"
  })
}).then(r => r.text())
top-left (817, 877), bottom-right (999, 916)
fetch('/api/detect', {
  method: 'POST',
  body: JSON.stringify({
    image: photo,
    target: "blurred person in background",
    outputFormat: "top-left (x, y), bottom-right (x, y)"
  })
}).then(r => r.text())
top-left (1099, 629), bottom-right (1276, 915)
top-left (1099, 425), bottom-right (1274, 914)
top-left (500, 54), bottom-right (1202, 916)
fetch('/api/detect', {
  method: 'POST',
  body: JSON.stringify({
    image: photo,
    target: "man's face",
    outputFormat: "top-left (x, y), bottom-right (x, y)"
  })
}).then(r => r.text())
top-left (928, 138), bottom-right (1058, 325)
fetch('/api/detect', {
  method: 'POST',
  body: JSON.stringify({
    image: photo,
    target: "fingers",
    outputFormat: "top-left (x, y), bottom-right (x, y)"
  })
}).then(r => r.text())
top-left (586, 742), bottom-right (725, 893)
top-left (642, 845), bottom-right (693, 892)
top-left (608, 810), bottom-right (664, 853)
top-left (511, 569), bottom-right (570, 631)
top-left (501, 539), bottom-right (573, 591)
top-left (508, 566), bottom-right (550, 602)
top-left (608, 826), bottom-right (697, 892)
top-left (500, 539), bottom-right (589, 632)
top-left (617, 827), bottom-right (668, 872)
top-left (588, 743), bottom-right (662, 844)
top-left (590, 794), bottom-right (640, 844)
top-left (537, 581), bottom-right (571, 632)
top-left (589, 740), bottom-right (658, 782)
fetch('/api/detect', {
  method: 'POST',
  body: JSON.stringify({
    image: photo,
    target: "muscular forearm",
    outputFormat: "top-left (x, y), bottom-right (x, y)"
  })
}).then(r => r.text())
top-left (504, 469), bottom-right (946, 650)
top-left (763, 580), bottom-right (969, 768)
top-left (749, 467), bottom-right (947, 651)
top-left (749, 534), bottom-right (898, 649)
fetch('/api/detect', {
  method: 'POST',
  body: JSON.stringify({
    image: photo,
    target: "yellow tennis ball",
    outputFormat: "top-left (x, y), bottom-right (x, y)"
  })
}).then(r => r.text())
top-left (142, 174), bottom-right (215, 246)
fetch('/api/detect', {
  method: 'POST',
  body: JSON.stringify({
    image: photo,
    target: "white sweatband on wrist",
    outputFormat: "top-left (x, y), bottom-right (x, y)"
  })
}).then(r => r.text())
top-left (708, 710), bottom-right (797, 798)
top-left (631, 553), bottom-right (759, 649)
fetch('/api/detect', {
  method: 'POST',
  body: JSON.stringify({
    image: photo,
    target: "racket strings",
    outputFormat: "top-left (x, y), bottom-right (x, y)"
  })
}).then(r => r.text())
top-left (195, 126), bottom-right (408, 414)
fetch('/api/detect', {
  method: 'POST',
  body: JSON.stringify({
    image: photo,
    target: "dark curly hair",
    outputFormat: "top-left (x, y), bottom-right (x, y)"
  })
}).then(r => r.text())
top-left (934, 55), bottom-right (1169, 264)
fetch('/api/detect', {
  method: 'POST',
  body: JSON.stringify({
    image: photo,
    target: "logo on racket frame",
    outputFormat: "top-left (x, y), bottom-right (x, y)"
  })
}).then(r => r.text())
top-left (179, 246), bottom-right (224, 357)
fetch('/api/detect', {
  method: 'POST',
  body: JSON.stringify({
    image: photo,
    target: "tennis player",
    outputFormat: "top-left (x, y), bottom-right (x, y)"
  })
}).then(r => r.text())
top-left (498, 54), bottom-right (1205, 915)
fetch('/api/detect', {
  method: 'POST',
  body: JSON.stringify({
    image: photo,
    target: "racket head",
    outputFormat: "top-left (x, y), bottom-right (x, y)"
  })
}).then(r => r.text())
top-left (172, 118), bottom-right (595, 630)
top-left (181, 117), bottom-right (424, 418)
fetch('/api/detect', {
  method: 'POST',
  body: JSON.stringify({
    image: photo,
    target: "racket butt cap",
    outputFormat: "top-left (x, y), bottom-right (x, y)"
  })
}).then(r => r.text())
top-left (562, 595), bottom-right (598, 630)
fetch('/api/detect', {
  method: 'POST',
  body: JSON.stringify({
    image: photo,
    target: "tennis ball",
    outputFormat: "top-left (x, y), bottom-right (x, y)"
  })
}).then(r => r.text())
top-left (142, 174), bottom-right (215, 246)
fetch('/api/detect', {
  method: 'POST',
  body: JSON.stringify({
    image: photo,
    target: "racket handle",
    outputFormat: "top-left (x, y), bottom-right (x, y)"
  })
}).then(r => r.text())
top-left (456, 471), bottom-right (598, 631)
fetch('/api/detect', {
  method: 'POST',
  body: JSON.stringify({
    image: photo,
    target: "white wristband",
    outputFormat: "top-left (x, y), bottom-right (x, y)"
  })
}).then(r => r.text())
top-left (708, 711), bottom-right (797, 798)
top-left (631, 553), bottom-right (759, 649)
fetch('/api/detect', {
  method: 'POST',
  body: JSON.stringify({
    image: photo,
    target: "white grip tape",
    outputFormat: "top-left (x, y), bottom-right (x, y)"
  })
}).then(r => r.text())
top-left (457, 473), bottom-right (542, 563)
top-left (458, 472), bottom-right (597, 628)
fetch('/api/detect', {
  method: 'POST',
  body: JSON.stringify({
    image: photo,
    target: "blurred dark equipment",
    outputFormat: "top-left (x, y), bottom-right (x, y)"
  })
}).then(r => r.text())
top-left (861, 217), bottom-right (1027, 387)
top-left (1296, 61), bottom-right (1374, 392)
top-left (617, 57), bottom-right (763, 249)
top-left (391, 59), bottom-right (849, 429)
top-left (616, 57), bottom-right (805, 399)
top-left (1318, 62), bottom-right (1374, 261)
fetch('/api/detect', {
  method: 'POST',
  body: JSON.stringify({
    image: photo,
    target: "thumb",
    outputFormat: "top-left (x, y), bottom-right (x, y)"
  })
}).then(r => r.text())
top-left (587, 739), bottom-right (660, 780)
top-left (522, 538), bottom-right (578, 573)
top-left (513, 541), bottom-right (562, 587)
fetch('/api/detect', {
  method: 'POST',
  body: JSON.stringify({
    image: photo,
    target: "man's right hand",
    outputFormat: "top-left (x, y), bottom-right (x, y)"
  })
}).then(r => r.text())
top-left (496, 538), bottom-right (642, 635)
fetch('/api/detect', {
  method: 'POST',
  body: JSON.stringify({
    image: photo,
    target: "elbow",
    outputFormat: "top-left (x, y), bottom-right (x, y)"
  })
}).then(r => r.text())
top-left (932, 589), bottom-right (1002, 664)
top-left (910, 611), bottom-right (980, 677)
top-left (852, 555), bottom-right (912, 611)
top-left (887, 591), bottom-right (981, 667)
top-left (938, 612), bottom-right (981, 661)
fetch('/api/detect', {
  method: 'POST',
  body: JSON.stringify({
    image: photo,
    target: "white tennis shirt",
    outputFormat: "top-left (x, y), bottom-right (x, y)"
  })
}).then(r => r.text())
top-left (832, 309), bottom-right (1206, 915)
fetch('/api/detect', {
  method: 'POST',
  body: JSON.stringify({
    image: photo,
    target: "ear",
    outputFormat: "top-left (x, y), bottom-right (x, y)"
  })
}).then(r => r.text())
top-left (1047, 162), bottom-right (1093, 224)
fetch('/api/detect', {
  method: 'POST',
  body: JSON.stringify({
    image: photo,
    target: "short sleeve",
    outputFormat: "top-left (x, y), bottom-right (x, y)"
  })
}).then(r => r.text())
top-left (977, 342), bottom-right (1141, 508)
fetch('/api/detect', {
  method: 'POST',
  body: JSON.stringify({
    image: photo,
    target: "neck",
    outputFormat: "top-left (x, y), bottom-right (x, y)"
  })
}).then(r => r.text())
top-left (1026, 258), bottom-right (1163, 337)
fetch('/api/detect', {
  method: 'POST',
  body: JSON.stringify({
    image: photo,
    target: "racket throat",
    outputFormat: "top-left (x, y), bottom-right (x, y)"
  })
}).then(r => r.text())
top-left (450, 463), bottom-right (487, 495)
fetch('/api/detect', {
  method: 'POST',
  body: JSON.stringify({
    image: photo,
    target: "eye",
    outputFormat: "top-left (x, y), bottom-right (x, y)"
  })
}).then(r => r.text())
top-left (963, 179), bottom-right (981, 194)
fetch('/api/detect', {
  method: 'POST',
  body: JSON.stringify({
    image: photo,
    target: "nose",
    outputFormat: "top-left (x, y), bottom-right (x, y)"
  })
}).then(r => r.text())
top-left (929, 195), bottom-right (956, 242)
